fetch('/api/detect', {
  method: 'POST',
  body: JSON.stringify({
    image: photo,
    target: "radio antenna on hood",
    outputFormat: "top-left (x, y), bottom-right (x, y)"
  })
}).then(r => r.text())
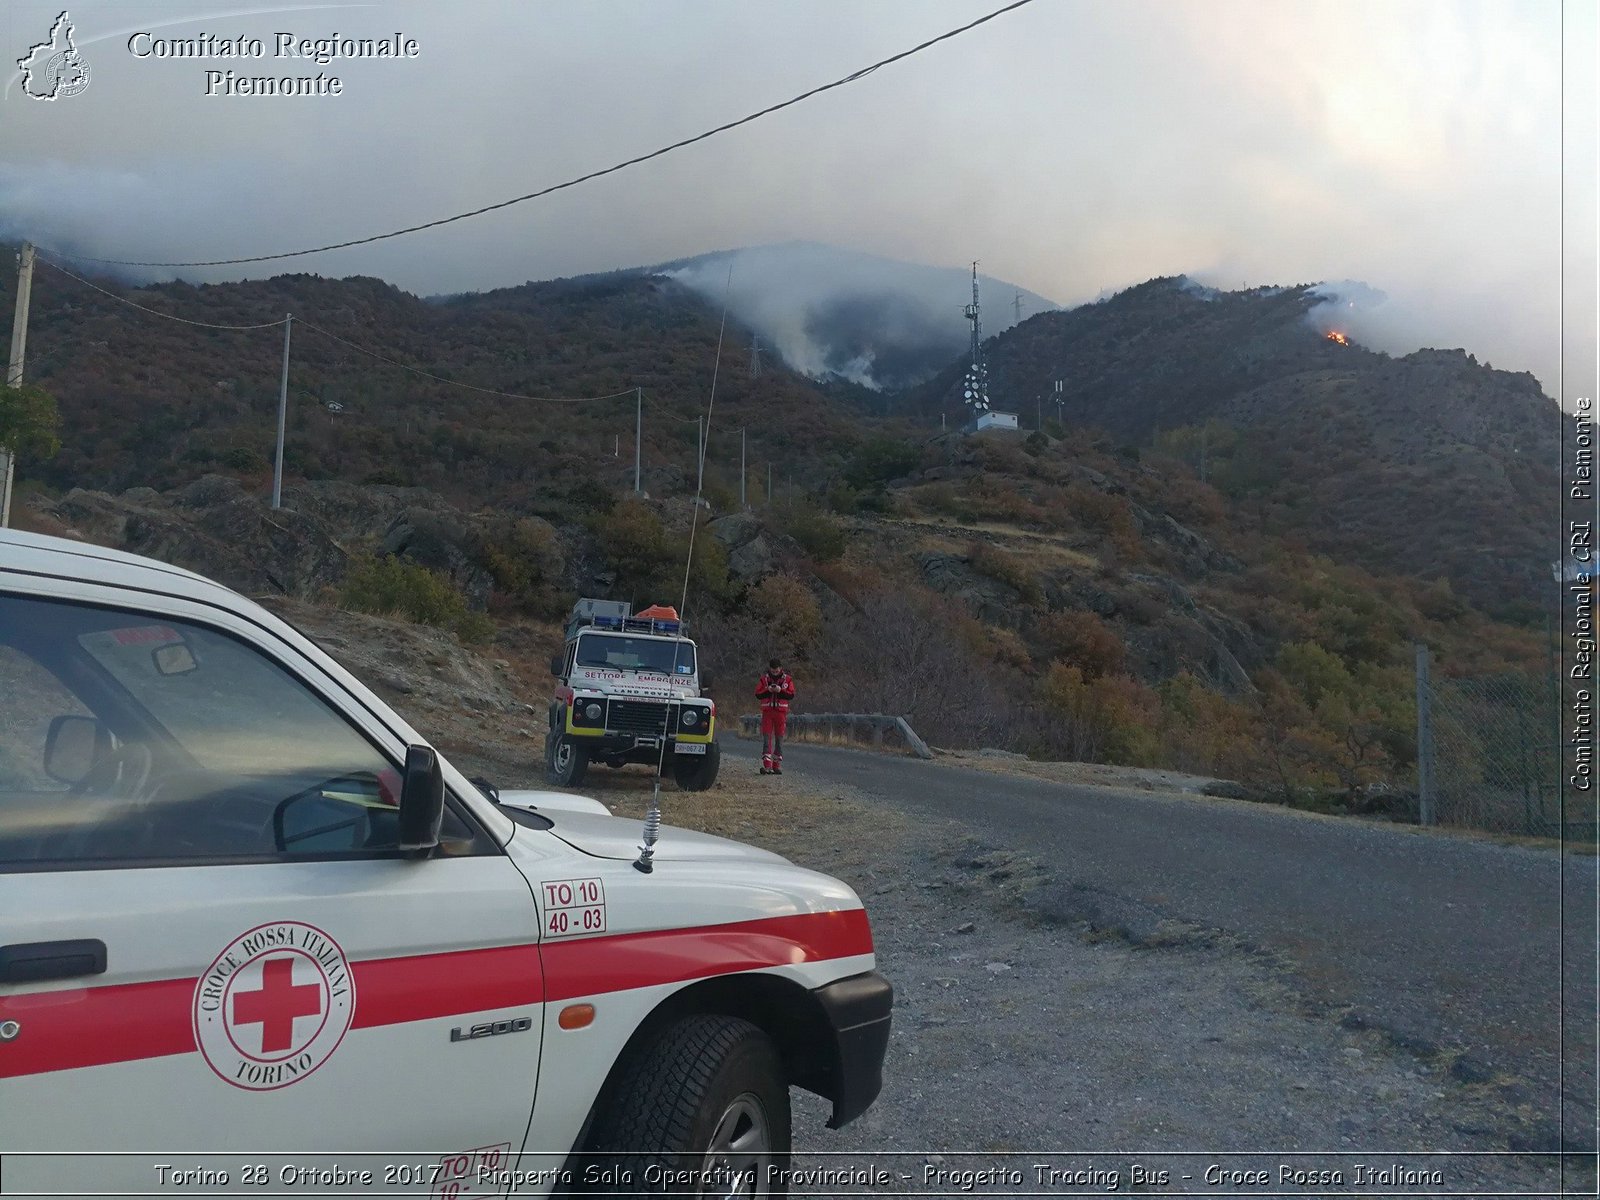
top-left (635, 262), bottom-right (733, 873)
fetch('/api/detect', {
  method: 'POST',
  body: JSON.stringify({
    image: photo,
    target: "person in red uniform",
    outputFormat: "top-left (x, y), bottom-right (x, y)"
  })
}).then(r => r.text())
top-left (756, 658), bottom-right (796, 775)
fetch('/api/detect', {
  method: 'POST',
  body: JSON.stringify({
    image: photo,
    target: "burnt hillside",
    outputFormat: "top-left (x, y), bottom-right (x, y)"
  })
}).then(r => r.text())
top-left (904, 278), bottom-right (1560, 613)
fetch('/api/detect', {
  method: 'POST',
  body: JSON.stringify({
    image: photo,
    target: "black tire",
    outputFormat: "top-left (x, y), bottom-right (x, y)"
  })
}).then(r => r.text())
top-left (583, 1015), bottom-right (790, 1197)
top-left (548, 732), bottom-right (589, 787)
top-left (673, 743), bottom-right (721, 792)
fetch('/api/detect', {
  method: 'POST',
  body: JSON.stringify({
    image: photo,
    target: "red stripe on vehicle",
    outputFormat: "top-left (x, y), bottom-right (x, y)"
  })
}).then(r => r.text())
top-left (0, 909), bottom-right (869, 1078)
top-left (350, 944), bottom-right (543, 1030)
top-left (541, 909), bottom-right (873, 1001)
top-left (0, 975), bottom-right (196, 1078)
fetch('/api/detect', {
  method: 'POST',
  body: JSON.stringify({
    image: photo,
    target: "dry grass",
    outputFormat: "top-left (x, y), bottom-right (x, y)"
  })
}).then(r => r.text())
top-left (880, 515), bottom-right (1101, 569)
top-left (933, 750), bottom-right (1216, 793)
top-left (543, 762), bottom-right (909, 881)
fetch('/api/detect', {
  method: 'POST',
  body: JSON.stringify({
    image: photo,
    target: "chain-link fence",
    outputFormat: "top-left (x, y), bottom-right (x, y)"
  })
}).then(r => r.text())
top-left (1417, 646), bottom-right (1572, 836)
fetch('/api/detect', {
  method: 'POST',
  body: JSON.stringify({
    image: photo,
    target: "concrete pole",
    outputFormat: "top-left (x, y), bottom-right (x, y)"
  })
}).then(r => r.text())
top-left (740, 428), bottom-right (746, 509)
top-left (634, 387), bottom-right (642, 494)
top-left (1415, 643), bottom-right (1434, 827)
top-left (271, 314), bottom-right (291, 510)
top-left (696, 416), bottom-right (705, 494)
top-left (2, 242), bottom-right (36, 528)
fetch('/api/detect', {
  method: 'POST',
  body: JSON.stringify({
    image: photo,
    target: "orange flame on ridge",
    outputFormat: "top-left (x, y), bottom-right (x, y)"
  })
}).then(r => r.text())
top-left (1326, 331), bottom-right (1350, 346)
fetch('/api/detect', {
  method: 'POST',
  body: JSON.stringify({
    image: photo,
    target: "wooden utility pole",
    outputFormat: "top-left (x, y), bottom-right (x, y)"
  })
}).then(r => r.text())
top-left (740, 428), bottom-right (746, 509)
top-left (2, 242), bottom-right (36, 528)
top-left (271, 315), bottom-right (292, 510)
top-left (634, 387), bottom-right (642, 494)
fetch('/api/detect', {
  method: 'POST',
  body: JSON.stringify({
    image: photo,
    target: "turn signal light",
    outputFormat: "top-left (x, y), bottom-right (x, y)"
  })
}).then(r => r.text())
top-left (559, 1004), bottom-right (595, 1030)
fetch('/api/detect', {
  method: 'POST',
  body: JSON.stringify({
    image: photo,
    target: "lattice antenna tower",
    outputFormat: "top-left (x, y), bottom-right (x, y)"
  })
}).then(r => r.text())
top-left (961, 261), bottom-right (990, 414)
top-left (749, 334), bottom-right (762, 378)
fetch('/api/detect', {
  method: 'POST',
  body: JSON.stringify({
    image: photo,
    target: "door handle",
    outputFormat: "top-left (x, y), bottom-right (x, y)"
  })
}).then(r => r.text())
top-left (0, 939), bottom-right (107, 983)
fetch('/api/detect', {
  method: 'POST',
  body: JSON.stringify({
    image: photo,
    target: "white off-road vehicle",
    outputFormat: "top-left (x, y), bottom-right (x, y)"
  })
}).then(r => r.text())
top-left (0, 532), bottom-right (891, 1197)
top-left (546, 599), bottom-right (719, 792)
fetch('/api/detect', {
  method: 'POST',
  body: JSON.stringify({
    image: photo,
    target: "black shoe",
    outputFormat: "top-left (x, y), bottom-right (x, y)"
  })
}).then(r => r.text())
top-left (759, 767), bottom-right (771, 775)
top-left (773, 767), bottom-right (783, 775)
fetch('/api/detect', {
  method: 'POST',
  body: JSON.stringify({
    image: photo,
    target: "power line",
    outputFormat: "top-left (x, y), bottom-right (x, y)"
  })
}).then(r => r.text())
top-left (293, 318), bottom-right (636, 404)
top-left (39, 0), bottom-right (1037, 270)
top-left (38, 256), bottom-right (288, 330)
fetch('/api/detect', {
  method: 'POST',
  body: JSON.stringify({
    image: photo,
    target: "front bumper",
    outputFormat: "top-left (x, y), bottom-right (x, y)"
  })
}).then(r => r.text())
top-left (812, 970), bottom-right (893, 1128)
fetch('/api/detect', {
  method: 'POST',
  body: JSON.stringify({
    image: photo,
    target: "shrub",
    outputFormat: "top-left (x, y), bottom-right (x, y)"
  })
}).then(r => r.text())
top-left (0, 382), bottom-right (61, 460)
top-left (776, 504), bottom-right (847, 564)
top-left (482, 517), bottom-right (566, 615)
top-left (340, 554), bottom-right (491, 644)
top-left (221, 446), bottom-right (269, 472)
top-left (967, 542), bottom-right (1043, 605)
top-left (1037, 664), bottom-right (1159, 765)
top-left (1036, 610), bottom-right (1126, 679)
top-left (920, 483), bottom-right (979, 523)
top-left (589, 500), bottom-right (679, 600)
top-left (747, 574), bottom-right (822, 661)
top-left (589, 500), bottom-right (736, 608)
top-left (1156, 673), bottom-right (1260, 778)
top-left (843, 436), bottom-right (921, 490)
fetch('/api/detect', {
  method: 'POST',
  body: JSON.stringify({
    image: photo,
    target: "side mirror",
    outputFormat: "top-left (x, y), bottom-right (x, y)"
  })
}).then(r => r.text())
top-left (274, 788), bottom-right (374, 853)
top-left (699, 672), bottom-right (714, 693)
top-left (397, 744), bottom-right (444, 854)
top-left (550, 655), bottom-right (564, 678)
top-left (44, 716), bottom-right (110, 786)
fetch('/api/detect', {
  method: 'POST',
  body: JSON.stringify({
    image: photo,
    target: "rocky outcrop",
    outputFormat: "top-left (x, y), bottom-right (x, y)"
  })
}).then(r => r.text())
top-left (381, 509), bottom-right (494, 609)
top-left (33, 475), bottom-right (504, 608)
top-left (915, 551), bottom-right (1026, 628)
top-left (705, 513), bottom-right (805, 585)
top-left (44, 477), bottom-right (348, 598)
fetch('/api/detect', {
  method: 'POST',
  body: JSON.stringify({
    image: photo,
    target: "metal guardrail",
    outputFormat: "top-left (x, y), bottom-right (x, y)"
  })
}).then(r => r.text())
top-left (738, 712), bottom-right (934, 760)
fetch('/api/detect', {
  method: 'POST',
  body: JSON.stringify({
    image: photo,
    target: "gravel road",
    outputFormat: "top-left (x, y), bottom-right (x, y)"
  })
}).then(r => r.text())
top-left (711, 738), bottom-right (1597, 1197)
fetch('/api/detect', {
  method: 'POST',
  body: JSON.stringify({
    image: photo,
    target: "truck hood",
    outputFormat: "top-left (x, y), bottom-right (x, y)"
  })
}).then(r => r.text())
top-left (536, 808), bottom-right (790, 865)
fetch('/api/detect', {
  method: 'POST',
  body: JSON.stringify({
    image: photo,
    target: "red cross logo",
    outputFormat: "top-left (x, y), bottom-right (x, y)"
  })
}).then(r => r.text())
top-left (232, 956), bottom-right (323, 1053)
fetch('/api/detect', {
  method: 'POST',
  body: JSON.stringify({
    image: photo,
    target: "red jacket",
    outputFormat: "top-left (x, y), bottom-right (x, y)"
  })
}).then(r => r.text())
top-left (755, 670), bottom-right (795, 712)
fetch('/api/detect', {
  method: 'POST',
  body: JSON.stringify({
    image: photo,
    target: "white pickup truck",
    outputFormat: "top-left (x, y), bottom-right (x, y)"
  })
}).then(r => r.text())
top-left (0, 531), bottom-right (892, 1197)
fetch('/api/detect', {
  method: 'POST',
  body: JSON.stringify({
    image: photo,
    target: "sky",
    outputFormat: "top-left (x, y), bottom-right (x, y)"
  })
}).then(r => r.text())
top-left (1, 0), bottom-right (1594, 402)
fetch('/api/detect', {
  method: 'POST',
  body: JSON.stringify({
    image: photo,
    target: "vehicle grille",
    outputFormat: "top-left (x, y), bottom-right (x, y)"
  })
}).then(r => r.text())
top-left (608, 700), bottom-right (677, 736)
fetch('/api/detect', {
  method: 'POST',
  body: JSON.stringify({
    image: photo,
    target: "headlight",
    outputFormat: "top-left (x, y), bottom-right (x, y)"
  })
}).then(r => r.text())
top-left (681, 709), bottom-right (699, 727)
top-left (584, 702), bottom-right (602, 721)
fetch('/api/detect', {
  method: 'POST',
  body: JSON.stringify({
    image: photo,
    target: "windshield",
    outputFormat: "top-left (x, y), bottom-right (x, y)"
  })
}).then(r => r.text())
top-left (575, 633), bottom-right (696, 676)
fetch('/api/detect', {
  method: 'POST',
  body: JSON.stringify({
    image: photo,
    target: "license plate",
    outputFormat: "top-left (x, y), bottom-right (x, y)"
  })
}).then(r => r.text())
top-left (675, 743), bottom-right (707, 755)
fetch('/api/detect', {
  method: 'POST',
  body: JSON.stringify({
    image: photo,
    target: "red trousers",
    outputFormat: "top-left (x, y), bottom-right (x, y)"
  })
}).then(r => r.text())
top-left (761, 709), bottom-right (788, 769)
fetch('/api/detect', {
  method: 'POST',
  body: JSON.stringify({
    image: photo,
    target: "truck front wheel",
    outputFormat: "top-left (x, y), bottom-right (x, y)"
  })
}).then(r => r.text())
top-left (584, 1014), bottom-right (790, 1196)
top-left (673, 743), bottom-right (721, 792)
top-left (547, 732), bottom-right (589, 787)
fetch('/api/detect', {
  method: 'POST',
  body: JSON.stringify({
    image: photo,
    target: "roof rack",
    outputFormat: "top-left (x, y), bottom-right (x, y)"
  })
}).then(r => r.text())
top-left (565, 599), bottom-right (689, 641)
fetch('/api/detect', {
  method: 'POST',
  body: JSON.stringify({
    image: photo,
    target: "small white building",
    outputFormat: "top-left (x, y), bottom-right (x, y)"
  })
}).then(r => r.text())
top-left (964, 411), bottom-right (1020, 433)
